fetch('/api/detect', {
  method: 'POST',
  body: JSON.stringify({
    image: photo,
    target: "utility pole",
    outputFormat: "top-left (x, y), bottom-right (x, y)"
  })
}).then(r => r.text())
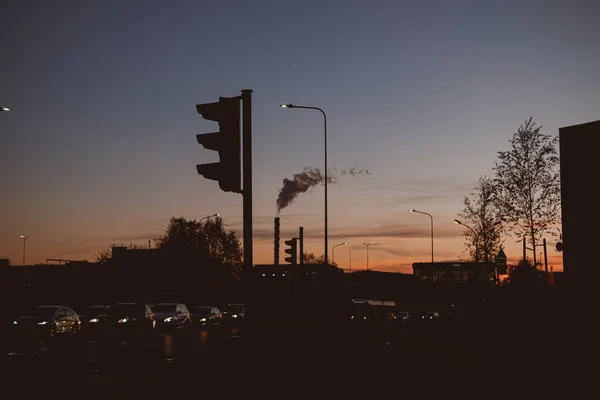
top-left (241, 89), bottom-right (253, 272)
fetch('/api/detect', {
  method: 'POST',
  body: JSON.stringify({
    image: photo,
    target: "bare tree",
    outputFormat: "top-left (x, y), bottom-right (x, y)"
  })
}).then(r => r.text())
top-left (457, 176), bottom-right (504, 262)
top-left (493, 117), bottom-right (561, 267)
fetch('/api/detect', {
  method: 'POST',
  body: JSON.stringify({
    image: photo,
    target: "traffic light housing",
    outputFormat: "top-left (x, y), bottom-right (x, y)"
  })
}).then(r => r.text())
top-left (284, 238), bottom-right (297, 266)
top-left (196, 96), bottom-right (241, 193)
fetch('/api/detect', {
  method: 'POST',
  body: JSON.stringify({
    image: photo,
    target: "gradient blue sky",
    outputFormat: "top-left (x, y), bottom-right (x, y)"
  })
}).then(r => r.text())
top-left (2, 0), bottom-right (598, 272)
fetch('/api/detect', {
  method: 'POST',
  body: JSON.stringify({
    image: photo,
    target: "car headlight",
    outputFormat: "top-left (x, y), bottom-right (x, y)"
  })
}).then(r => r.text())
top-left (164, 317), bottom-right (173, 323)
top-left (13, 321), bottom-right (18, 325)
top-left (37, 321), bottom-right (48, 325)
top-left (117, 318), bottom-right (128, 324)
top-left (89, 318), bottom-right (99, 323)
top-left (200, 318), bottom-right (206, 322)
top-left (232, 314), bottom-right (238, 318)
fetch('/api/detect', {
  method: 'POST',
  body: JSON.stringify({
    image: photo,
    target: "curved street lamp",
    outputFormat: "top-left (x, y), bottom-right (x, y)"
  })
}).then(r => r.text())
top-left (410, 209), bottom-right (434, 262)
top-left (331, 242), bottom-right (347, 264)
top-left (200, 213), bottom-right (220, 223)
top-left (363, 241), bottom-right (374, 270)
top-left (454, 219), bottom-right (478, 262)
top-left (1, 107), bottom-right (11, 112)
top-left (280, 103), bottom-right (329, 264)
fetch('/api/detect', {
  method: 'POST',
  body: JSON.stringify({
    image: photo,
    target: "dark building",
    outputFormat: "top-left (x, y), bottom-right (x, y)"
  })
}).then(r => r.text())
top-left (559, 120), bottom-right (600, 288)
top-left (412, 261), bottom-right (499, 286)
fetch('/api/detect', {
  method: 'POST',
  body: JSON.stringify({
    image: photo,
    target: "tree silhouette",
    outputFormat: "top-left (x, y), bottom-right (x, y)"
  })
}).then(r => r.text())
top-left (503, 258), bottom-right (547, 288)
top-left (493, 117), bottom-right (561, 267)
top-left (301, 252), bottom-right (338, 267)
top-left (156, 216), bottom-right (243, 280)
top-left (457, 175), bottom-right (504, 262)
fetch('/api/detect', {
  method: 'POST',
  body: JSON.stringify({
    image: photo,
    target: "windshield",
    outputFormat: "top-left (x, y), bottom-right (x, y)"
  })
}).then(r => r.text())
top-left (153, 304), bottom-right (176, 313)
top-left (224, 304), bottom-right (243, 313)
top-left (111, 304), bottom-right (141, 315)
top-left (84, 305), bottom-right (110, 315)
top-left (25, 307), bottom-right (59, 319)
top-left (192, 307), bottom-right (211, 316)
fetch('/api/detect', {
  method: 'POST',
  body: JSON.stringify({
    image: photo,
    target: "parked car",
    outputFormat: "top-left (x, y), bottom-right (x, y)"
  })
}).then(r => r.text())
top-left (420, 311), bottom-right (440, 321)
top-left (393, 311), bottom-right (410, 324)
top-left (78, 304), bottom-right (111, 333)
top-left (222, 303), bottom-right (245, 325)
top-left (190, 305), bottom-right (223, 328)
top-left (153, 302), bottom-right (192, 330)
top-left (12, 305), bottom-right (81, 339)
top-left (102, 302), bottom-right (156, 337)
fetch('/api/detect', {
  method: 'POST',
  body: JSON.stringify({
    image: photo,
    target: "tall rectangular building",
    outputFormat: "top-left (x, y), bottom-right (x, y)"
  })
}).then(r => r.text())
top-left (559, 120), bottom-right (600, 288)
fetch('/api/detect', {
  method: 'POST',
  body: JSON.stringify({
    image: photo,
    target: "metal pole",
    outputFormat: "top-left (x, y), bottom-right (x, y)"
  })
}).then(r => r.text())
top-left (349, 247), bottom-right (352, 273)
top-left (299, 227), bottom-right (304, 264)
top-left (429, 215), bottom-right (433, 263)
top-left (324, 111), bottom-right (328, 265)
top-left (22, 237), bottom-right (27, 266)
top-left (543, 238), bottom-right (548, 274)
top-left (241, 89), bottom-right (253, 272)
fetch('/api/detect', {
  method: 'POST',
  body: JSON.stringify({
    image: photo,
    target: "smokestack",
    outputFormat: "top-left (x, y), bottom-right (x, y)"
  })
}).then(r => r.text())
top-left (299, 227), bottom-right (304, 264)
top-left (274, 217), bottom-right (280, 265)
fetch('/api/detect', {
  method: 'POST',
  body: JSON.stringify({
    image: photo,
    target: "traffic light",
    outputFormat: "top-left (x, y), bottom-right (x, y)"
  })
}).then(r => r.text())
top-left (196, 96), bottom-right (241, 193)
top-left (284, 238), bottom-right (297, 266)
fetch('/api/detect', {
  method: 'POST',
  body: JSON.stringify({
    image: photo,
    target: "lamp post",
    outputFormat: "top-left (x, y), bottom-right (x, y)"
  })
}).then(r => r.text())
top-left (200, 213), bottom-right (220, 223)
top-left (349, 247), bottom-right (352, 273)
top-left (20, 236), bottom-right (28, 266)
top-left (363, 241), bottom-right (373, 270)
top-left (410, 209), bottom-right (434, 262)
top-left (454, 219), bottom-right (478, 261)
top-left (332, 242), bottom-right (346, 264)
top-left (280, 103), bottom-right (329, 264)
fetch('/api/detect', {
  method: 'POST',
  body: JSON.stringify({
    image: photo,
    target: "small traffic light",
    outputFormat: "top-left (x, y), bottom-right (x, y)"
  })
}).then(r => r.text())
top-left (284, 238), bottom-right (297, 265)
top-left (196, 96), bottom-right (241, 193)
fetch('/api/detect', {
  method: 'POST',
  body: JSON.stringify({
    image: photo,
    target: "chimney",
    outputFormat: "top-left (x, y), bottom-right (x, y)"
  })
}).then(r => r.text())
top-left (274, 217), bottom-right (280, 265)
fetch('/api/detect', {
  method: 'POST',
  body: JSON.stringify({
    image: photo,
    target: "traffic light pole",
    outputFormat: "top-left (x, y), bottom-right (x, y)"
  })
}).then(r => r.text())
top-left (241, 89), bottom-right (253, 272)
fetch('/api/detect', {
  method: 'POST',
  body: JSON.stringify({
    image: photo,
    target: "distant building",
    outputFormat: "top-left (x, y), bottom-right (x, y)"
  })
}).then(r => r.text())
top-left (412, 261), bottom-right (498, 286)
top-left (559, 120), bottom-right (600, 288)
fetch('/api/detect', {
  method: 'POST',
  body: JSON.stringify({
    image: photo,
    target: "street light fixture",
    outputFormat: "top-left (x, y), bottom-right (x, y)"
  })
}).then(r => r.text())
top-left (1, 107), bottom-right (11, 112)
top-left (331, 242), bottom-right (347, 264)
top-left (280, 103), bottom-right (329, 264)
top-left (410, 209), bottom-right (434, 262)
top-left (200, 213), bottom-right (220, 223)
top-left (454, 219), bottom-right (479, 261)
top-left (20, 236), bottom-right (28, 266)
top-left (363, 241), bottom-right (374, 270)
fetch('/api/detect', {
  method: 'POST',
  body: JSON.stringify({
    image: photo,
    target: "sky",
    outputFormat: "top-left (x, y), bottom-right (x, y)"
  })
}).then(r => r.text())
top-left (1, 0), bottom-right (599, 273)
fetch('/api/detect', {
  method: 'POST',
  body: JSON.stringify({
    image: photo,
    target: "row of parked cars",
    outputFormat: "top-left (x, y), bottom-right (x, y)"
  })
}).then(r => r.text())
top-left (350, 299), bottom-right (441, 326)
top-left (11, 302), bottom-right (245, 340)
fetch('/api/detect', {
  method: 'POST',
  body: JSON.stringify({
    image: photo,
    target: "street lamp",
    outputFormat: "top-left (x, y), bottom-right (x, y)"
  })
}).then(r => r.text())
top-left (331, 242), bottom-right (347, 264)
top-left (280, 103), bottom-right (329, 264)
top-left (20, 236), bottom-right (28, 266)
top-left (1, 107), bottom-right (11, 112)
top-left (200, 213), bottom-right (220, 223)
top-left (363, 241), bottom-right (373, 270)
top-left (454, 219), bottom-right (478, 261)
top-left (410, 209), bottom-right (434, 262)
top-left (349, 246), bottom-right (352, 273)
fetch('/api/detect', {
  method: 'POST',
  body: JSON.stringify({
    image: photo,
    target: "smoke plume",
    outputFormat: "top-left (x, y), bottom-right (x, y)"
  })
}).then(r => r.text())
top-left (276, 167), bottom-right (332, 214)
top-left (276, 164), bottom-right (371, 214)
top-left (340, 164), bottom-right (371, 176)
